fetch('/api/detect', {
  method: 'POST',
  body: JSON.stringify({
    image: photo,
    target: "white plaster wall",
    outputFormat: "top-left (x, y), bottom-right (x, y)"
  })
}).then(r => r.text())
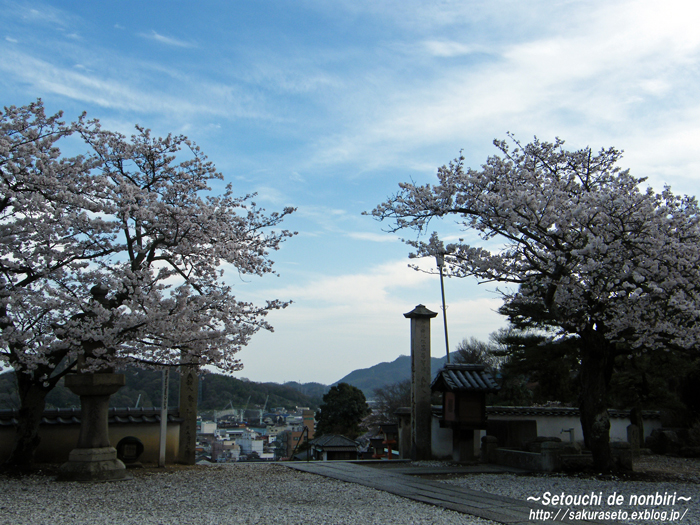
top-left (528, 415), bottom-right (585, 442)
top-left (430, 419), bottom-right (483, 459)
top-left (429, 412), bottom-right (662, 460)
top-left (488, 415), bottom-right (662, 443)
top-left (431, 417), bottom-right (453, 459)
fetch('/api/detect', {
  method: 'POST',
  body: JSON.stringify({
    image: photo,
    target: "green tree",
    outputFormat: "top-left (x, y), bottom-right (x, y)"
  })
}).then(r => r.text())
top-left (454, 336), bottom-right (502, 371)
top-left (491, 326), bottom-right (579, 406)
top-left (500, 299), bottom-right (700, 420)
top-left (315, 383), bottom-right (370, 439)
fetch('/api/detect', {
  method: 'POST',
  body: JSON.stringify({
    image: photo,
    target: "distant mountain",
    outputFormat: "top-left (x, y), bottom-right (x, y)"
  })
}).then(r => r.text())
top-left (333, 354), bottom-right (453, 397)
top-left (198, 375), bottom-right (326, 411)
top-left (0, 354), bottom-right (457, 411)
top-left (282, 381), bottom-right (329, 401)
top-left (0, 369), bottom-right (326, 412)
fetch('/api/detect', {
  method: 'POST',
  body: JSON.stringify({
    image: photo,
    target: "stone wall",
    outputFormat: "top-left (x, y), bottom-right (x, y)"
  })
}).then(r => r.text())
top-left (486, 439), bottom-right (633, 472)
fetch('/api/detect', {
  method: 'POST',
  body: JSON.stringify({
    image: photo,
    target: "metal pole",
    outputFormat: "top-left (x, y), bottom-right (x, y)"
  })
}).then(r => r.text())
top-left (438, 265), bottom-right (450, 363)
top-left (159, 367), bottom-right (170, 467)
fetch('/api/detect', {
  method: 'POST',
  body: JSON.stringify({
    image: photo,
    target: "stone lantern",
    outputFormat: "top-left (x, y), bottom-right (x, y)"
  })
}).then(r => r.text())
top-left (57, 284), bottom-right (129, 481)
top-left (58, 373), bottom-right (129, 481)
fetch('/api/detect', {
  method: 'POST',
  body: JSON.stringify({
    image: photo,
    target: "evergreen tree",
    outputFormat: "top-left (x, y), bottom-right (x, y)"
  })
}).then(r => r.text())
top-left (315, 383), bottom-right (370, 439)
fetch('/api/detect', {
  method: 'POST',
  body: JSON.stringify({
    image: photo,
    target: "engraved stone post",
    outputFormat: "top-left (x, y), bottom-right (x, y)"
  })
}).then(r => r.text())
top-left (627, 424), bottom-right (640, 458)
top-left (404, 304), bottom-right (437, 460)
top-left (177, 363), bottom-right (199, 465)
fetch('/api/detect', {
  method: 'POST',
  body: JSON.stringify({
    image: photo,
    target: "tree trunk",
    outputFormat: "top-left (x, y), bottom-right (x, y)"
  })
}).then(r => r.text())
top-left (4, 372), bottom-right (50, 471)
top-left (578, 329), bottom-right (615, 472)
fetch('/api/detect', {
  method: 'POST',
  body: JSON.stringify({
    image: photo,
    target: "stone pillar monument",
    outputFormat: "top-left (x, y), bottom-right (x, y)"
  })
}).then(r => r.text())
top-left (404, 304), bottom-right (437, 461)
top-left (177, 365), bottom-right (199, 465)
top-left (58, 373), bottom-right (129, 481)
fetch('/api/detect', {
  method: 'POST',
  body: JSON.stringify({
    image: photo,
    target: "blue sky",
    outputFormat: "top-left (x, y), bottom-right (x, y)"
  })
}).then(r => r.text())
top-left (2, 0), bottom-right (699, 385)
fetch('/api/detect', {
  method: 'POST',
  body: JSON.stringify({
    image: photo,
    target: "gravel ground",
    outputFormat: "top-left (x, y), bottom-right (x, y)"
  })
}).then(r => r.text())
top-left (0, 463), bottom-right (494, 525)
top-left (1, 458), bottom-right (696, 525)
top-left (439, 456), bottom-right (700, 524)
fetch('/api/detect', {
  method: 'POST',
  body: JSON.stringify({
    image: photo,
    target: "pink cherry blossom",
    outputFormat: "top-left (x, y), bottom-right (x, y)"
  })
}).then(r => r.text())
top-left (371, 135), bottom-right (700, 471)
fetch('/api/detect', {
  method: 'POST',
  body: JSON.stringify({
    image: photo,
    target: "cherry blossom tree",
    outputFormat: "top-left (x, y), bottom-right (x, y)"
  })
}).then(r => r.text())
top-left (0, 101), bottom-right (115, 467)
top-left (371, 136), bottom-right (700, 471)
top-left (71, 119), bottom-right (295, 374)
top-left (0, 101), bottom-right (295, 468)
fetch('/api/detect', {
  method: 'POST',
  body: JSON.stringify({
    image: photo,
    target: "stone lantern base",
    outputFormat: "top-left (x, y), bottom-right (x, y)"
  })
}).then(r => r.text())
top-left (58, 373), bottom-right (130, 482)
top-left (59, 447), bottom-right (129, 482)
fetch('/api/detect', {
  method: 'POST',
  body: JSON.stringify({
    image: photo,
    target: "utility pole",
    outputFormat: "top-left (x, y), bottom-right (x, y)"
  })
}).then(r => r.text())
top-left (159, 367), bottom-right (170, 467)
top-left (435, 251), bottom-right (450, 363)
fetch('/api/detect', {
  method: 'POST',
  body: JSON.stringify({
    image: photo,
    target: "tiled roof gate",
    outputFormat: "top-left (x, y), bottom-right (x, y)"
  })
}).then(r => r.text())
top-left (431, 364), bottom-right (500, 393)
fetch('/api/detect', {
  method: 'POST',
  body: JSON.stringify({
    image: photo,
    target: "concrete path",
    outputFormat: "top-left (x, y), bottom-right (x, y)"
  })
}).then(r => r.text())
top-left (286, 461), bottom-right (606, 525)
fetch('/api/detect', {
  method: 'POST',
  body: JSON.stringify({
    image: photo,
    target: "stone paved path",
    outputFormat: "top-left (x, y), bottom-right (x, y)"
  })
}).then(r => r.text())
top-left (286, 461), bottom-right (607, 525)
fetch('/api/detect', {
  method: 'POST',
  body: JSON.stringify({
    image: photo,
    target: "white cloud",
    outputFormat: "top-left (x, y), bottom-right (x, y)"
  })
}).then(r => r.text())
top-left (243, 57), bottom-right (341, 95)
top-left (141, 30), bottom-right (195, 48)
top-left (423, 40), bottom-right (483, 58)
top-left (21, 5), bottom-right (74, 28)
top-left (235, 258), bottom-right (506, 383)
top-left (346, 232), bottom-right (399, 243)
top-left (0, 46), bottom-right (273, 121)
top-left (290, 172), bottom-right (306, 183)
top-left (304, 0), bottom-right (700, 185)
top-left (295, 205), bottom-right (347, 222)
top-left (253, 185), bottom-right (290, 206)
top-left (270, 259), bottom-right (430, 305)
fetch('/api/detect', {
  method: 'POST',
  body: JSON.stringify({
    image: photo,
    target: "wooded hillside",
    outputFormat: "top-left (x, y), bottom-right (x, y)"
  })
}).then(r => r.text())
top-left (0, 370), bottom-right (325, 412)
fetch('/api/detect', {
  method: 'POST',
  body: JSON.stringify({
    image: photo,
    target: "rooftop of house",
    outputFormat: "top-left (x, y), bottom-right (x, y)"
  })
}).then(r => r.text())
top-left (310, 434), bottom-right (358, 451)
